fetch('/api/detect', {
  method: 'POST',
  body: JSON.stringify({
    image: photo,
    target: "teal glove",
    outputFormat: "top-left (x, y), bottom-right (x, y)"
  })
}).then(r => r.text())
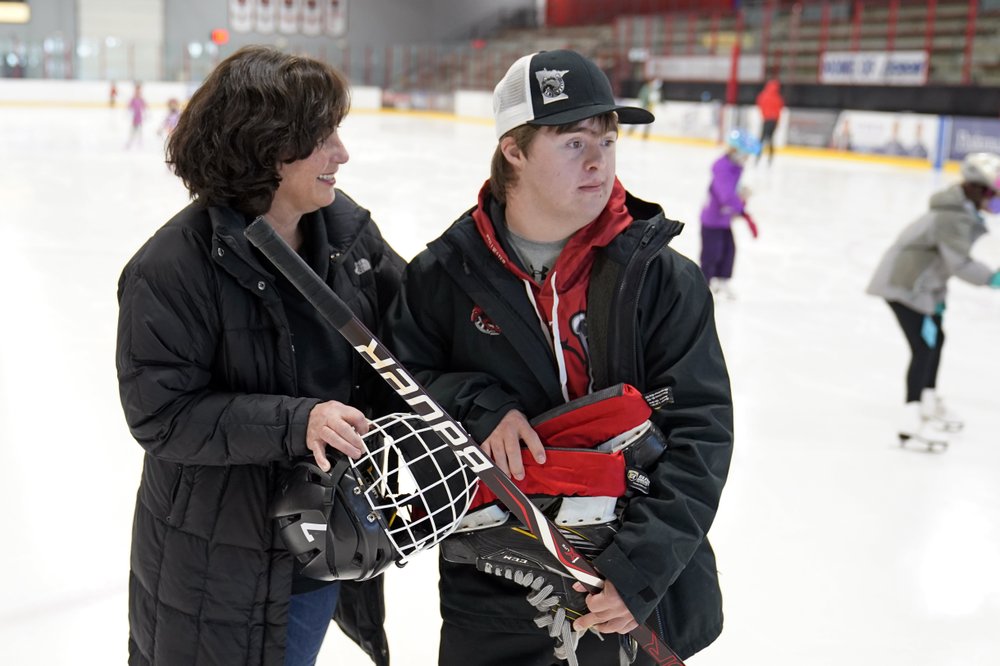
top-left (921, 315), bottom-right (938, 348)
top-left (934, 302), bottom-right (946, 315)
top-left (990, 272), bottom-right (1000, 288)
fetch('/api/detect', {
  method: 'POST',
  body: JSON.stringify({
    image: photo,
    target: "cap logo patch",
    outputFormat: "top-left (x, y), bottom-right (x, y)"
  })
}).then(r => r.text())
top-left (535, 68), bottom-right (569, 104)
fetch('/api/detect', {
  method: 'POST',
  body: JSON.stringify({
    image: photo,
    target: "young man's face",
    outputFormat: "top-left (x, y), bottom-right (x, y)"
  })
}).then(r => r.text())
top-left (507, 116), bottom-right (617, 239)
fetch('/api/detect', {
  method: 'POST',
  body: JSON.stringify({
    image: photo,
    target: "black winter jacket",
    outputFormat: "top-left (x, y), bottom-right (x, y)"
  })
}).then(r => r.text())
top-left (381, 191), bottom-right (734, 660)
top-left (117, 192), bottom-right (403, 665)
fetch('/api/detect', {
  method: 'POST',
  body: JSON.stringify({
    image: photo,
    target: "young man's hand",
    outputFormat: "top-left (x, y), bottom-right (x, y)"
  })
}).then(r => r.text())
top-left (481, 409), bottom-right (546, 480)
top-left (571, 580), bottom-right (639, 634)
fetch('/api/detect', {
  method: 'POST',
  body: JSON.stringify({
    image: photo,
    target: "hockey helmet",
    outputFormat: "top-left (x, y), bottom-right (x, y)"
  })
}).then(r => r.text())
top-left (960, 152), bottom-right (1000, 190)
top-left (271, 413), bottom-right (478, 581)
top-left (726, 129), bottom-right (761, 157)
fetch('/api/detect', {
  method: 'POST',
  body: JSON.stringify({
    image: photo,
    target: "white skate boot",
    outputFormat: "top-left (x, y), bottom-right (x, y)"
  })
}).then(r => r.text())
top-left (921, 388), bottom-right (963, 432)
top-left (714, 278), bottom-right (736, 301)
top-left (899, 402), bottom-right (949, 453)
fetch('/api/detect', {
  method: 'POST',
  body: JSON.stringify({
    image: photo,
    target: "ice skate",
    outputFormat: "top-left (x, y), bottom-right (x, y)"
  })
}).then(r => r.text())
top-left (898, 402), bottom-right (949, 453)
top-left (921, 388), bottom-right (963, 432)
top-left (711, 278), bottom-right (736, 301)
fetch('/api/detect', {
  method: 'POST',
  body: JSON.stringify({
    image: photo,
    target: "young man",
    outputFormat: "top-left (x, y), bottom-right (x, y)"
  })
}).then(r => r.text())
top-left (383, 50), bottom-right (734, 665)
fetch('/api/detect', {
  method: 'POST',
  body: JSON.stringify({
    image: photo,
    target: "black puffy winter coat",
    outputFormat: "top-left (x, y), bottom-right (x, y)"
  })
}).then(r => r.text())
top-left (117, 192), bottom-right (403, 665)
top-left (382, 190), bottom-right (734, 660)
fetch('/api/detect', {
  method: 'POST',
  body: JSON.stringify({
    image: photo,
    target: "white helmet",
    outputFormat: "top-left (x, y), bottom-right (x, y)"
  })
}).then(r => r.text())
top-left (960, 152), bottom-right (1000, 188)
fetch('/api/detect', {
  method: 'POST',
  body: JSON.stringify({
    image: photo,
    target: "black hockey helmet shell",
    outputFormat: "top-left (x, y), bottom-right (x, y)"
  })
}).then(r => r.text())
top-left (271, 458), bottom-right (397, 581)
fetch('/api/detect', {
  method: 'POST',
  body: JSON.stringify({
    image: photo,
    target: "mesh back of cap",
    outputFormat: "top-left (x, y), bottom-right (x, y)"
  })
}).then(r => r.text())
top-left (493, 54), bottom-right (535, 139)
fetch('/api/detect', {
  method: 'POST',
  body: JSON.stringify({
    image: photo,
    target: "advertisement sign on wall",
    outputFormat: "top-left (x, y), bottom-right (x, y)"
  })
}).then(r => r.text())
top-left (785, 109), bottom-right (841, 148)
top-left (820, 51), bottom-right (928, 85)
top-left (827, 110), bottom-right (936, 160)
top-left (948, 117), bottom-right (1000, 160)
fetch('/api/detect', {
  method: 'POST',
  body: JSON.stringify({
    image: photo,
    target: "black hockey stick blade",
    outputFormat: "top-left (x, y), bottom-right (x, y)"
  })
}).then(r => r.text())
top-left (245, 217), bottom-right (686, 665)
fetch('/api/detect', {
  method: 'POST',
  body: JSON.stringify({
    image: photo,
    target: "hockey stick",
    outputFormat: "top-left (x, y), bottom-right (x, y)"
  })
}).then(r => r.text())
top-left (245, 217), bottom-right (686, 665)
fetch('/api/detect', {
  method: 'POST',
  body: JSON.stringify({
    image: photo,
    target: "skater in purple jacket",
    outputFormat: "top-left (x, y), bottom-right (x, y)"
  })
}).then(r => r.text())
top-left (699, 130), bottom-right (760, 299)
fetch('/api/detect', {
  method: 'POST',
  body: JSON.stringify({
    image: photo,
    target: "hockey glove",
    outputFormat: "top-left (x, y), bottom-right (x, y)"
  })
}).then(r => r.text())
top-left (517, 564), bottom-right (639, 666)
top-left (921, 315), bottom-right (938, 348)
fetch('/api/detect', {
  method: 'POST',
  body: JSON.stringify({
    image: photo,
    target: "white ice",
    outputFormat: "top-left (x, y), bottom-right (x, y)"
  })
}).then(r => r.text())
top-left (1, 106), bottom-right (999, 666)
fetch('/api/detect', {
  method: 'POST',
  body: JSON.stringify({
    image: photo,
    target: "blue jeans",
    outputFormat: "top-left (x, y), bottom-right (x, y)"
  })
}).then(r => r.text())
top-left (285, 582), bottom-right (341, 666)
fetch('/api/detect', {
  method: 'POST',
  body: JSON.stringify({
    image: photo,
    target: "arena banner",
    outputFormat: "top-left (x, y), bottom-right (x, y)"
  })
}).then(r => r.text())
top-left (820, 51), bottom-right (928, 85)
top-left (255, 0), bottom-right (277, 34)
top-left (325, 0), bottom-right (347, 37)
top-left (278, 0), bottom-right (299, 34)
top-left (302, 0), bottom-right (323, 36)
top-left (827, 110), bottom-right (936, 160)
top-left (644, 54), bottom-right (764, 82)
top-left (947, 117), bottom-right (1000, 160)
top-left (229, 0), bottom-right (254, 33)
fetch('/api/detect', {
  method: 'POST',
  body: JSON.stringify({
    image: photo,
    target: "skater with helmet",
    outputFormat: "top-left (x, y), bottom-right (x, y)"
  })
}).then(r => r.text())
top-left (867, 152), bottom-right (1000, 450)
top-left (699, 129), bottom-right (761, 300)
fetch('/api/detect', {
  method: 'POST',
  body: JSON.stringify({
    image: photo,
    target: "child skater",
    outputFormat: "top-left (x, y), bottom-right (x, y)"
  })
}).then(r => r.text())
top-left (158, 98), bottom-right (181, 137)
top-left (125, 81), bottom-right (147, 149)
top-left (699, 129), bottom-right (760, 299)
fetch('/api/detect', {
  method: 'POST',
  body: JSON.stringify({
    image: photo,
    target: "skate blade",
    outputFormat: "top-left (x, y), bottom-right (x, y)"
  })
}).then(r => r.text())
top-left (928, 422), bottom-right (963, 433)
top-left (898, 433), bottom-right (949, 453)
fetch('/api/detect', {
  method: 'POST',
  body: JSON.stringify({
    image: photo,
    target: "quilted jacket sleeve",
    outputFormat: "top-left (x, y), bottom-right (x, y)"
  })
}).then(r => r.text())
top-left (116, 226), bottom-right (317, 466)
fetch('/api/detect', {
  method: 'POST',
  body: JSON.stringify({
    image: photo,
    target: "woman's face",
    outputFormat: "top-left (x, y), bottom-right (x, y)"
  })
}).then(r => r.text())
top-left (269, 130), bottom-right (349, 224)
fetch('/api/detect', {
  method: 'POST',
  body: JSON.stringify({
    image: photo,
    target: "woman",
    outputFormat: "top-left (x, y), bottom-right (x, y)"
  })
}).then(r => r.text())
top-left (116, 46), bottom-right (402, 665)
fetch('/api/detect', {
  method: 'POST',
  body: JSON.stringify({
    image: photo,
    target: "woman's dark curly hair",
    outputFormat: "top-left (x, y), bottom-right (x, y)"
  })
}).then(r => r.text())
top-left (167, 45), bottom-right (349, 216)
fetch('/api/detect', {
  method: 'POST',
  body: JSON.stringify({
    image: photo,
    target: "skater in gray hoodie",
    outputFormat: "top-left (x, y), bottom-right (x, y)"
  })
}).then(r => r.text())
top-left (867, 152), bottom-right (1000, 448)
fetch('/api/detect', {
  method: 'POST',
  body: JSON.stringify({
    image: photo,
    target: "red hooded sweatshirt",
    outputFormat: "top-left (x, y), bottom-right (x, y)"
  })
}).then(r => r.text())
top-left (472, 178), bottom-right (634, 401)
top-left (467, 179), bottom-right (639, 507)
top-left (756, 80), bottom-right (784, 121)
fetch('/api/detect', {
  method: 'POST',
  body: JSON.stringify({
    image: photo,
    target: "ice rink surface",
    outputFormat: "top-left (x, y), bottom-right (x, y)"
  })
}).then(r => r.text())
top-left (1, 105), bottom-right (999, 665)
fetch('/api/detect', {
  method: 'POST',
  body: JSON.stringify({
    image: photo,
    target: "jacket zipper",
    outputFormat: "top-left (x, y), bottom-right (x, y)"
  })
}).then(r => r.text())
top-left (608, 223), bottom-right (660, 383)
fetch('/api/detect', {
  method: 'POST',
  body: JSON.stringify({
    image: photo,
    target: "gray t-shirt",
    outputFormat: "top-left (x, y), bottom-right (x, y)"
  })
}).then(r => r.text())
top-left (507, 229), bottom-right (568, 284)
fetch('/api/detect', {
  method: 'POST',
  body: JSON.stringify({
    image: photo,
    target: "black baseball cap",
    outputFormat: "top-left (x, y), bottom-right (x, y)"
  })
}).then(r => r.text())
top-left (492, 49), bottom-right (655, 139)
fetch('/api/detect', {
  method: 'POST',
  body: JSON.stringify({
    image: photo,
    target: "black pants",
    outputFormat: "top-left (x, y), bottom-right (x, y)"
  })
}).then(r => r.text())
top-left (887, 300), bottom-right (944, 403)
top-left (439, 621), bottom-right (655, 666)
top-left (758, 119), bottom-right (778, 161)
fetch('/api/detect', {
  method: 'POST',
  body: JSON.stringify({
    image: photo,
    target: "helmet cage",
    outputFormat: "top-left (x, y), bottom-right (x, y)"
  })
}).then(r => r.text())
top-left (357, 413), bottom-right (478, 562)
top-left (271, 413), bottom-right (478, 581)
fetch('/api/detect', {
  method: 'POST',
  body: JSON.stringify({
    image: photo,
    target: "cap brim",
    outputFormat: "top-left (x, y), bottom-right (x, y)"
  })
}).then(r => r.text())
top-left (529, 103), bottom-right (655, 127)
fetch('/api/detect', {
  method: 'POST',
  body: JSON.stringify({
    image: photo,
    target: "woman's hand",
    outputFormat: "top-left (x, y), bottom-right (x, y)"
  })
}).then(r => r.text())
top-left (306, 401), bottom-right (369, 471)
